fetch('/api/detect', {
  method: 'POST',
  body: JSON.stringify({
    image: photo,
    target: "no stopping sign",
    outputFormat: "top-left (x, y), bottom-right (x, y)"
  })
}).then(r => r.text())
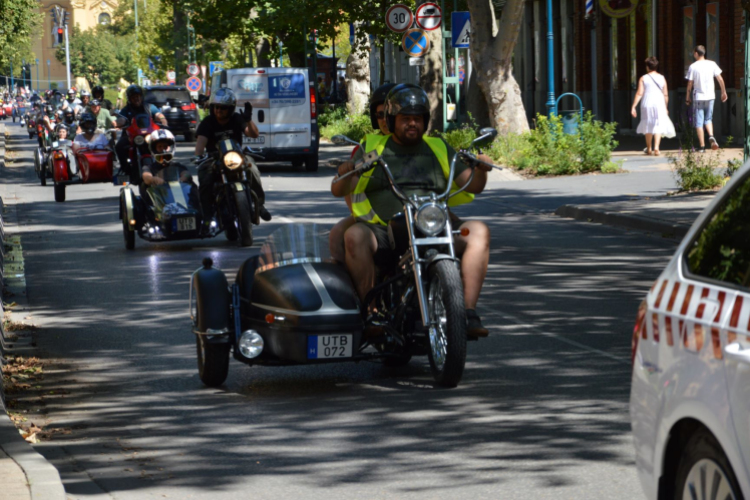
top-left (386, 4), bottom-right (413, 33)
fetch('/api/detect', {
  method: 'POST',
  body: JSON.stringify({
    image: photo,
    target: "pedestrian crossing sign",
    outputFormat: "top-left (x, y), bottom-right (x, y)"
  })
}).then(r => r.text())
top-left (451, 11), bottom-right (471, 49)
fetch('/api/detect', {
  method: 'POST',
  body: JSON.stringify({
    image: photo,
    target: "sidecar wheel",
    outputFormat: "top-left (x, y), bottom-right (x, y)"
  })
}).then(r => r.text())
top-left (121, 198), bottom-right (135, 250)
top-left (426, 260), bottom-right (467, 388)
top-left (196, 336), bottom-right (230, 387)
top-left (54, 183), bottom-right (65, 202)
top-left (234, 192), bottom-right (254, 247)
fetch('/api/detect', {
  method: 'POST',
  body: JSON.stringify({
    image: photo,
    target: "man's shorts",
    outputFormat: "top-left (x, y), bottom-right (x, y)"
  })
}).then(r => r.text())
top-left (694, 100), bottom-right (715, 128)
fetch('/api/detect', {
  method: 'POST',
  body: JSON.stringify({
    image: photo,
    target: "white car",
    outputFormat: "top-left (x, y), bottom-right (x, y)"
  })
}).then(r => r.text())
top-left (630, 164), bottom-right (750, 500)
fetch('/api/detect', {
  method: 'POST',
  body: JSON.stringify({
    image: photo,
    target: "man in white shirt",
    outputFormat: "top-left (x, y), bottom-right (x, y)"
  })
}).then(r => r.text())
top-left (72, 113), bottom-right (110, 152)
top-left (685, 45), bottom-right (727, 152)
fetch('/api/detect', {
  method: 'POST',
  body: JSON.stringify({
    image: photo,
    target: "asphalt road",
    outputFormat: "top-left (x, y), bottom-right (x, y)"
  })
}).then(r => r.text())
top-left (3, 123), bottom-right (679, 499)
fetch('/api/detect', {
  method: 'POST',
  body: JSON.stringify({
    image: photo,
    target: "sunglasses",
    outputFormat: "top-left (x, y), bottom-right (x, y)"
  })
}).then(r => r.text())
top-left (214, 106), bottom-right (232, 111)
top-left (376, 111), bottom-right (385, 119)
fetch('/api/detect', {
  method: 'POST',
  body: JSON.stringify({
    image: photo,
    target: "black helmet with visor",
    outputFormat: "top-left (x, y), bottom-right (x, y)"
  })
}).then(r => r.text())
top-left (369, 83), bottom-right (398, 130)
top-left (383, 84), bottom-right (431, 134)
top-left (79, 112), bottom-right (97, 135)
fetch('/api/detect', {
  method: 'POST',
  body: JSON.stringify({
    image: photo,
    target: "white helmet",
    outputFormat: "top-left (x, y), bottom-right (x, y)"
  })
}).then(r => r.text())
top-left (146, 129), bottom-right (175, 164)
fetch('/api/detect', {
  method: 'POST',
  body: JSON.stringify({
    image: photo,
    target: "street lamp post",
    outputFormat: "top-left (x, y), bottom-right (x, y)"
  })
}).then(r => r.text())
top-left (10, 59), bottom-right (13, 91)
top-left (35, 58), bottom-right (39, 91)
top-left (22, 59), bottom-right (25, 90)
top-left (545, 0), bottom-right (555, 116)
top-left (745, 7), bottom-right (750, 161)
top-left (47, 59), bottom-right (51, 90)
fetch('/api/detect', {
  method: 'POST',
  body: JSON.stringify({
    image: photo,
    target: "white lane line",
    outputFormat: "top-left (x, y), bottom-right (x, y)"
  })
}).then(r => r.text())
top-left (498, 310), bottom-right (630, 365)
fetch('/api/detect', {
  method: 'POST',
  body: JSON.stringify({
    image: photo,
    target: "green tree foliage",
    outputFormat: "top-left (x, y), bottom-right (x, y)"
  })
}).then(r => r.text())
top-left (56, 26), bottom-right (136, 85)
top-left (0, 0), bottom-right (41, 71)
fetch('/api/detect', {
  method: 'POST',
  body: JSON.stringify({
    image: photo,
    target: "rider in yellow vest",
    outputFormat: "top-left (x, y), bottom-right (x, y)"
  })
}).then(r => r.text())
top-left (331, 84), bottom-right (492, 338)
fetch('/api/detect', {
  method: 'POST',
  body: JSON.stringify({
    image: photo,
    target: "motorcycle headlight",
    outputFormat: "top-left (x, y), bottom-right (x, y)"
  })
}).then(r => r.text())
top-left (223, 151), bottom-right (243, 170)
top-left (238, 330), bottom-right (264, 359)
top-left (415, 203), bottom-right (447, 236)
top-left (134, 135), bottom-right (145, 146)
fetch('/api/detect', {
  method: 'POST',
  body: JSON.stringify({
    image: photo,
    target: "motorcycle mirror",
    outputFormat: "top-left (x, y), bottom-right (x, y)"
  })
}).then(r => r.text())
top-left (331, 135), bottom-right (357, 146)
top-left (472, 127), bottom-right (498, 149)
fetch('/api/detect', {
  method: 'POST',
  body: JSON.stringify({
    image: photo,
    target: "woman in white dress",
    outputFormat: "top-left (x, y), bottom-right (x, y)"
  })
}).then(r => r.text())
top-left (631, 56), bottom-right (675, 156)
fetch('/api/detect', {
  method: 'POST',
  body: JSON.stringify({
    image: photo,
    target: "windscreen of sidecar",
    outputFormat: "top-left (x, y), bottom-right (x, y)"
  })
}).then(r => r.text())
top-left (256, 223), bottom-right (332, 272)
top-left (147, 166), bottom-right (193, 217)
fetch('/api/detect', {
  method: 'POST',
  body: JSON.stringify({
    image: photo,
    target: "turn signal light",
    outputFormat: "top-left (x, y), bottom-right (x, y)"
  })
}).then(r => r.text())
top-left (309, 85), bottom-right (317, 119)
top-left (53, 152), bottom-right (65, 160)
top-left (265, 313), bottom-right (275, 324)
top-left (460, 227), bottom-right (470, 237)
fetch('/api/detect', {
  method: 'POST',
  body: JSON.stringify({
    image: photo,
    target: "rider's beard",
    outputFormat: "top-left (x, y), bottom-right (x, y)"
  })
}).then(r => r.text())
top-left (396, 126), bottom-right (422, 146)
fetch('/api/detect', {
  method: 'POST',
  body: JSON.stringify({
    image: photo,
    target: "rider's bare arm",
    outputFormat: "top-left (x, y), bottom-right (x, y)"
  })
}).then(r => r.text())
top-left (243, 120), bottom-right (259, 139)
top-left (155, 112), bottom-right (168, 126)
top-left (454, 153), bottom-right (493, 194)
top-left (194, 135), bottom-right (208, 157)
top-left (331, 161), bottom-right (358, 197)
top-left (141, 171), bottom-right (164, 186)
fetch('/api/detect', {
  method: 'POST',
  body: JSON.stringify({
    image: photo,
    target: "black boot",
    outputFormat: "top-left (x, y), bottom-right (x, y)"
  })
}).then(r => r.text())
top-left (259, 205), bottom-right (272, 222)
top-left (466, 309), bottom-right (489, 339)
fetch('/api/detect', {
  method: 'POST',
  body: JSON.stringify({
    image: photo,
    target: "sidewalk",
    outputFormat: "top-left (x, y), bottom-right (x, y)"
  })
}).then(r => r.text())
top-left (0, 123), bottom-right (67, 500)
top-left (555, 190), bottom-right (718, 238)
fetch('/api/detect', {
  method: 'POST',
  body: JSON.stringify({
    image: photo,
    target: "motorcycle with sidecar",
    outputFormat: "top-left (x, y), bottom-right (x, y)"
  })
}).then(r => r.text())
top-left (50, 132), bottom-right (117, 202)
top-left (189, 128), bottom-right (499, 388)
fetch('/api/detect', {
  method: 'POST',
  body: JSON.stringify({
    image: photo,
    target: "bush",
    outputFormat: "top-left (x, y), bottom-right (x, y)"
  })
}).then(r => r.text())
top-left (668, 125), bottom-right (724, 191)
top-left (726, 158), bottom-right (743, 178)
top-left (320, 110), bottom-right (374, 143)
top-left (485, 112), bottom-right (619, 176)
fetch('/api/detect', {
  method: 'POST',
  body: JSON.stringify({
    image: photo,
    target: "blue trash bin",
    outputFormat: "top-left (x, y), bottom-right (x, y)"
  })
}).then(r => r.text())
top-left (554, 93), bottom-right (584, 136)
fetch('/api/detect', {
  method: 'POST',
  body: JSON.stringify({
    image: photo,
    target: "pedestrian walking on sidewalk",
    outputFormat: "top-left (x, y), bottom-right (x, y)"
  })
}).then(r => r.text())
top-left (631, 56), bottom-right (675, 156)
top-left (685, 45), bottom-right (727, 152)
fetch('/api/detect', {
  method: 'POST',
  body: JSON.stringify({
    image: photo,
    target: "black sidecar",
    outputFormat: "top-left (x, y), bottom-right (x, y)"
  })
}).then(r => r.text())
top-left (190, 223), bottom-right (364, 386)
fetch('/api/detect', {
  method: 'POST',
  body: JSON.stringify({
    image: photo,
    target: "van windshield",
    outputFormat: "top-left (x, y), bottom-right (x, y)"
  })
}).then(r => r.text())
top-left (231, 75), bottom-right (268, 101)
top-left (145, 90), bottom-right (192, 105)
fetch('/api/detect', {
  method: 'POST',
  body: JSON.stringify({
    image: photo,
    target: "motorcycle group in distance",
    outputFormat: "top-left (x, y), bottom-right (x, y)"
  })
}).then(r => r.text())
top-left (19, 86), bottom-right (263, 249)
top-left (15, 82), bottom-right (498, 389)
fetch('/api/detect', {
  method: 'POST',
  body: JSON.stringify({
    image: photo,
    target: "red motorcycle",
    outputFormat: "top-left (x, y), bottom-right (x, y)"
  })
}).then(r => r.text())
top-left (51, 131), bottom-right (117, 202)
top-left (117, 112), bottom-right (162, 184)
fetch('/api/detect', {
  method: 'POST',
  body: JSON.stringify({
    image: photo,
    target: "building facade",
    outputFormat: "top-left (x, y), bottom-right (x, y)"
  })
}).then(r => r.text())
top-left (31, 0), bottom-right (117, 90)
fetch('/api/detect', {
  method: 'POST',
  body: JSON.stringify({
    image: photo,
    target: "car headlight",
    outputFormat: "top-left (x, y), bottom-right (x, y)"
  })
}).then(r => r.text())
top-left (415, 203), bottom-right (447, 236)
top-left (134, 135), bottom-right (145, 145)
top-left (223, 151), bottom-right (243, 170)
top-left (238, 330), bottom-right (264, 358)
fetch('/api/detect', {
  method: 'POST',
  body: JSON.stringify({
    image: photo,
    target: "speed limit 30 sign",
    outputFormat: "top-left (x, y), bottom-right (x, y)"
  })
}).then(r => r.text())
top-left (386, 4), bottom-right (413, 33)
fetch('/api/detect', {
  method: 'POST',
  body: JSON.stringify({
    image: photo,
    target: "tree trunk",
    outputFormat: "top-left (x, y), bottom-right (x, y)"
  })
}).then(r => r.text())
top-left (466, 70), bottom-right (491, 127)
top-left (466, 0), bottom-right (529, 134)
top-left (419, 22), bottom-right (443, 133)
top-left (254, 37), bottom-right (271, 67)
top-left (346, 29), bottom-right (370, 115)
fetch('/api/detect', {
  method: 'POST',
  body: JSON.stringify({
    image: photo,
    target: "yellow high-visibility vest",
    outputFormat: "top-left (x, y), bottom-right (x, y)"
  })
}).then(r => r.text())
top-left (351, 134), bottom-right (474, 225)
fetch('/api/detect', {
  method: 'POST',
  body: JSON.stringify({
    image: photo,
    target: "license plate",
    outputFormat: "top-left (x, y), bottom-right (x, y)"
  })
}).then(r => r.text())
top-left (170, 107), bottom-right (178, 113)
top-left (175, 217), bottom-right (196, 232)
top-left (307, 334), bottom-right (352, 359)
top-left (243, 136), bottom-right (265, 145)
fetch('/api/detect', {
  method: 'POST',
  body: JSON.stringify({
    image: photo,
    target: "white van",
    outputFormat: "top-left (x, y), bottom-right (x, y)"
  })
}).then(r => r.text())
top-left (210, 67), bottom-right (320, 172)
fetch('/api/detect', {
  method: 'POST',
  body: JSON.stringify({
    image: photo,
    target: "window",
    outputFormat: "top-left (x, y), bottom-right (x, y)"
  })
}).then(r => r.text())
top-left (687, 174), bottom-right (750, 288)
top-left (144, 89), bottom-right (192, 105)
top-left (98, 13), bottom-right (111, 25)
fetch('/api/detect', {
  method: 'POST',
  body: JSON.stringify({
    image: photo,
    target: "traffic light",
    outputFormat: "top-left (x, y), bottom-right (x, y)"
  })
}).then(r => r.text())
top-left (63, 11), bottom-right (70, 26)
top-left (57, 28), bottom-right (63, 44)
top-left (51, 9), bottom-right (58, 25)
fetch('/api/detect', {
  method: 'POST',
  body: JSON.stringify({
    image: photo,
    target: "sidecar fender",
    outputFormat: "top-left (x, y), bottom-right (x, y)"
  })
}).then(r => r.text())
top-left (191, 263), bottom-right (231, 337)
top-left (53, 157), bottom-right (69, 183)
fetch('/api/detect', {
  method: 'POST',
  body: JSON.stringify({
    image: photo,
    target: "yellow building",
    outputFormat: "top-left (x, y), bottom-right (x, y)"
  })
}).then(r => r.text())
top-left (31, 0), bottom-right (117, 90)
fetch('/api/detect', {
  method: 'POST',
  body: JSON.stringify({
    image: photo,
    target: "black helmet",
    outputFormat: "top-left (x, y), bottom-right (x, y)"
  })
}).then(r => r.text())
top-left (92, 85), bottom-right (104, 98)
top-left (126, 85), bottom-right (144, 102)
top-left (383, 84), bottom-right (430, 134)
top-left (208, 88), bottom-right (237, 114)
top-left (44, 104), bottom-right (54, 117)
top-left (369, 83), bottom-right (397, 130)
top-left (63, 108), bottom-right (76, 124)
top-left (79, 112), bottom-right (97, 134)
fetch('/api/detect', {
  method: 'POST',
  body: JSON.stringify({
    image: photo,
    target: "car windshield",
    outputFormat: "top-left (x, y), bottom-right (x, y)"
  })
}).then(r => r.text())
top-left (145, 89), bottom-right (192, 105)
top-left (256, 223), bottom-right (332, 272)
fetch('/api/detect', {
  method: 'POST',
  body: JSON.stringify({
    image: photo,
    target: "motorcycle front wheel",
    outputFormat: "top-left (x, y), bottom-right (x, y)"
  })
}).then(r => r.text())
top-left (426, 260), bottom-right (467, 388)
top-left (121, 197), bottom-right (135, 250)
top-left (234, 191), bottom-right (254, 247)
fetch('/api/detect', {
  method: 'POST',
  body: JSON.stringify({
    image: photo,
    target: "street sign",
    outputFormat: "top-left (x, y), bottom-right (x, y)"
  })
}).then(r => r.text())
top-left (386, 4), bottom-right (413, 33)
top-left (415, 3), bottom-right (442, 31)
top-left (186, 76), bottom-right (202, 92)
top-left (209, 61), bottom-right (224, 76)
top-left (451, 11), bottom-right (471, 48)
top-left (187, 63), bottom-right (200, 77)
top-left (167, 70), bottom-right (176, 81)
top-left (409, 57), bottom-right (425, 66)
top-left (401, 29), bottom-right (430, 58)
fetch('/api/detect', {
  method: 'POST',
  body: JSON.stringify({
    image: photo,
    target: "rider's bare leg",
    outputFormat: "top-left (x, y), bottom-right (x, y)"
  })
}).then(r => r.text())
top-left (344, 223), bottom-right (378, 301)
top-left (454, 220), bottom-right (490, 309)
top-left (330, 215), bottom-right (356, 263)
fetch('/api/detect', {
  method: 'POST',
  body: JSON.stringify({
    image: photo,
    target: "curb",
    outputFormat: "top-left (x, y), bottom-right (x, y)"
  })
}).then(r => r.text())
top-left (0, 122), bottom-right (67, 500)
top-left (554, 204), bottom-right (689, 239)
